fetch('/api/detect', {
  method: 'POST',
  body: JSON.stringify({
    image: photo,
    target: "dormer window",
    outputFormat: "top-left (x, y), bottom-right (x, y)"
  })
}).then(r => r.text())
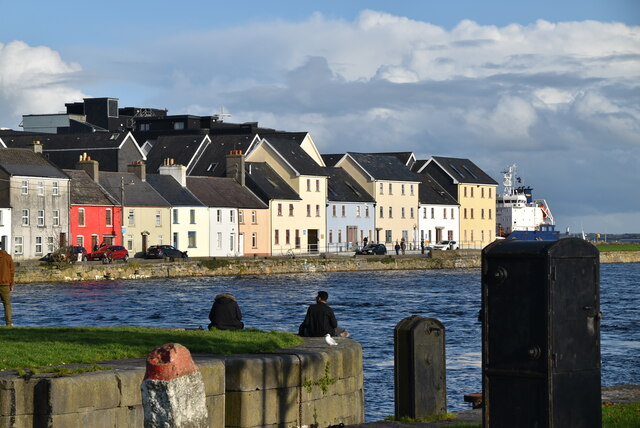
top-left (174, 122), bottom-right (185, 130)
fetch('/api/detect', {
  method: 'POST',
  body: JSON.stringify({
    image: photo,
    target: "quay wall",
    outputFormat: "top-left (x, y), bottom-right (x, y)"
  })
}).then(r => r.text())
top-left (0, 337), bottom-right (363, 428)
top-left (13, 251), bottom-right (640, 284)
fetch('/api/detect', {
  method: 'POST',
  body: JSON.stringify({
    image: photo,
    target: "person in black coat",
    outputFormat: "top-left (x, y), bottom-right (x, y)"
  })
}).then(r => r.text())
top-left (208, 293), bottom-right (244, 330)
top-left (299, 291), bottom-right (339, 337)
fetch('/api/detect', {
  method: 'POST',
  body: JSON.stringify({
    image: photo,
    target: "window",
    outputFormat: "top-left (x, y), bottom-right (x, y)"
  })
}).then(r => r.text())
top-left (188, 231), bottom-right (196, 248)
top-left (277, 204), bottom-right (282, 216)
top-left (106, 209), bottom-right (113, 227)
top-left (155, 210), bottom-right (161, 226)
top-left (410, 185), bottom-right (414, 196)
top-left (230, 234), bottom-right (235, 252)
top-left (173, 209), bottom-right (179, 224)
top-left (401, 207), bottom-right (405, 218)
top-left (77, 235), bottom-right (84, 248)
top-left (316, 180), bottom-right (320, 192)
top-left (78, 208), bottom-right (85, 226)
top-left (46, 237), bottom-right (54, 252)
top-left (451, 208), bottom-right (455, 219)
top-left (238, 210), bottom-right (244, 224)
top-left (471, 208), bottom-right (475, 219)
top-left (389, 207), bottom-right (393, 218)
top-left (481, 209), bottom-right (485, 219)
top-left (332, 205), bottom-right (336, 217)
top-left (401, 184), bottom-right (405, 195)
top-left (356, 206), bottom-right (361, 217)
top-left (307, 179), bottom-right (311, 192)
top-left (190, 209), bottom-right (196, 224)
top-left (37, 210), bottom-right (45, 226)
top-left (443, 208), bottom-right (447, 219)
top-left (489, 209), bottom-right (492, 219)
top-left (481, 188), bottom-right (485, 198)
top-left (316, 205), bottom-right (320, 217)
top-left (128, 209), bottom-right (135, 226)
top-left (380, 206), bottom-right (384, 218)
top-left (285, 230), bottom-right (290, 245)
top-left (13, 237), bottom-right (23, 255)
top-left (464, 187), bottom-right (467, 198)
top-left (365, 206), bottom-right (369, 217)
top-left (338, 230), bottom-right (342, 243)
top-left (341, 205), bottom-right (346, 217)
top-left (0, 211), bottom-right (2, 226)
top-left (217, 210), bottom-right (222, 223)
top-left (230, 211), bottom-right (234, 223)
top-left (329, 230), bottom-right (333, 244)
top-left (38, 181), bottom-right (44, 196)
top-left (385, 230), bottom-right (392, 243)
top-left (489, 188), bottom-right (492, 198)
top-left (431, 208), bottom-right (435, 219)
top-left (251, 233), bottom-right (257, 248)
top-left (464, 208), bottom-right (468, 219)
top-left (410, 207), bottom-right (414, 219)
top-left (379, 183), bottom-right (384, 195)
top-left (173, 232), bottom-right (179, 248)
top-left (251, 210), bottom-right (257, 224)
top-left (470, 187), bottom-right (474, 198)
top-left (274, 230), bottom-right (279, 245)
top-left (140, 123), bottom-right (150, 131)
top-left (53, 210), bottom-right (60, 226)
top-left (289, 204), bottom-right (294, 216)
top-left (307, 204), bottom-right (311, 217)
top-left (217, 232), bottom-right (222, 249)
top-left (174, 122), bottom-right (185, 130)
top-left (35, 237), bottom-right (43, 255)
top-left (21, 180), bottom-right (28, 195)
top-left (389, 183), bottom-right (393, 194)
top-left (423, 208), bottom-right (427, 219)
top-left (295, 230), bottom-right (300, 249)
top-left (481, 230), bottom-right (485, 242)
top-left (22, 209), bottom-right (29, 226)
top-left (52, 182), bottom-right (59, 196)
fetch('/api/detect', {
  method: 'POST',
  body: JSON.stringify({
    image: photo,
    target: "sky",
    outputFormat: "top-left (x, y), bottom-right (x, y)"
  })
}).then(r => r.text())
top-left (1, 0), bottom-right (639, 234)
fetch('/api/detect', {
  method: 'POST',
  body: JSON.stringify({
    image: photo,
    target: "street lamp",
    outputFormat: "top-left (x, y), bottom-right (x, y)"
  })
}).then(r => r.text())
top-left (120, 177), bottom-right (134, 247)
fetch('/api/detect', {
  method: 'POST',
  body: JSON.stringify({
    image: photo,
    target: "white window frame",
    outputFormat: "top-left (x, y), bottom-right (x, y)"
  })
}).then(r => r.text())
top-left (155, 210), bottom-right (161, 227)
top-left (53, 210), bottom-right (60, 227)
top-left (106, 209), bottom-right (113, 227)
top-left (21, 180), bottom-right (28, 195)
top-left (21, 209), bottom-right (29, 226)
top-left (35, 236), bottom-right (43, 255)
top-left (14, 237), bottom-right (23, 255)
top-left (78, 208), bottom-right (85, 227)
top-left (52, 181), bottom-right (59, 196)
top-left (38, 181), bottom-right (44, 196)
top-left (251, 232), bottom-right (257, 248)
top-left (37, 209), bottom-right (45, 226)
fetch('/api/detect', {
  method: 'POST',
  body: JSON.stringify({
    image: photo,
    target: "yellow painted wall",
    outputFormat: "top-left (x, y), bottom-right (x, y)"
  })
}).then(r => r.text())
top-left (458, 184), bottom-right (497, 249)
top-left (123, 206), bottom-right (171, 255)
top-left (374, 181), bottom-right (420, 245)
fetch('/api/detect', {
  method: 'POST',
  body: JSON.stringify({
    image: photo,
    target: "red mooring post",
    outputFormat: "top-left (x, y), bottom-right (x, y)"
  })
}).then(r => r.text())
top-left (141, 343), bottom-right (208, 428)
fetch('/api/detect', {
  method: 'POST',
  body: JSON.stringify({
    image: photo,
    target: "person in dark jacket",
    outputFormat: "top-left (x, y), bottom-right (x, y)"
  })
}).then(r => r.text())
top-left (0, 245), bottom-right (15, 327)
top-left (299, 291), bottom-right (340, 337)
top-left (208, 293), bottom-right (244, 330)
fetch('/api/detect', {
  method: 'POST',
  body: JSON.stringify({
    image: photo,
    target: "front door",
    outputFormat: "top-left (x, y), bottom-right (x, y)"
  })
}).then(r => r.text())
top-left (142, 234), bottom-right (148, 254)
top-left (307, 229), bottom-right (318, 253)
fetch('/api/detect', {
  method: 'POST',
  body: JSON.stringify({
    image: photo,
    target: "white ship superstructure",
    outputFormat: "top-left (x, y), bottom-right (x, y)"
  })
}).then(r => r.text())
top-left (496, 164), bottom-right (554, 237)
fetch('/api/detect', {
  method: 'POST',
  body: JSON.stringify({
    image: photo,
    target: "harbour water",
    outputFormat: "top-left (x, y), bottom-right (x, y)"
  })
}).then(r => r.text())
top-left (10, 263), bottom-right (640, 422)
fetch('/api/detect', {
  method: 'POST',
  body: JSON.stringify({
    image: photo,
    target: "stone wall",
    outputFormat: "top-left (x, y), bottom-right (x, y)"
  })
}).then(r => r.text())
top-left (0, 338), bottom-right (363, 428)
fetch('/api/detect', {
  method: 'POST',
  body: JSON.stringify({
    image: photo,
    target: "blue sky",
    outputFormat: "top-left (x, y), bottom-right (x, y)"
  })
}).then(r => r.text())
top-left (1, 1), bottom-right (639, 234)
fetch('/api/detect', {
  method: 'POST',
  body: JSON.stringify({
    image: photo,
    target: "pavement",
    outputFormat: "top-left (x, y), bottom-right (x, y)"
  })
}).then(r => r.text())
top-left (346, 384), bottom-right (640, 427)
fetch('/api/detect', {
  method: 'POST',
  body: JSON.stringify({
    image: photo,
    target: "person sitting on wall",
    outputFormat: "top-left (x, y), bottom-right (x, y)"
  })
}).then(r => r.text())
top-left (208, 293), bottom-right (244, 330)
top-left (298, 291), bottom-right (348, 337)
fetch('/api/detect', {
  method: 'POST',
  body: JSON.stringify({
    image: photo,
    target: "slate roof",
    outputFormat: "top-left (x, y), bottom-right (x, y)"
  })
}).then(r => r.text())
top-left (244, 162), bottom-right (300, 203)
top-left (428, 156), bottom-right (498, 185)
top-left (0, 149), bottom-right (69, 178)
top-left (411, 159), bottom-right (428, 173)
top-left (0, 132), bottom-right (131, 150)
top-left (143, 135), bottom-right (208, 173)
top-left (326, 167), bottom-right (374, 203)
top-left (99, 172), bottom-right (170, 207)
top-left (343, 153), bottom-right (420, 182)
top-left (321, 154), bottom-right (344, 167)
top-left (188, 134), bottom-right (258, 177)
top-left (261, 136), bottom-right (326, 176)
top-left (416, 172), bottom-right (459, 205)
top-left (64, 169), bottom-right (119, 206)
top-left (186, 176), bottom-right (267, 209)
top-left (146, 174), bottom-right (205, 207)
top-left (371, 152), bottom-right (416, 167)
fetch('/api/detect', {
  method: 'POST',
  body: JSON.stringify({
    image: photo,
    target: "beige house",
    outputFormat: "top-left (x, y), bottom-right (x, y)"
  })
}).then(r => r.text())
top-left (333, 153), bottom-right (420, 247)
top-left (419, 156), bottom-right (498, 249)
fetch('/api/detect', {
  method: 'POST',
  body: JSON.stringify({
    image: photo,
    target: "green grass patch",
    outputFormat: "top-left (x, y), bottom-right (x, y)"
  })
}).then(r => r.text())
top-left (198, 258), bottom-right (232, 270)
top-left (603, 402), bottom-right (640, 427)
top-left (595, 243), bottom-right (640, 252)
top-left (0, 326), bottom-right (302, 372)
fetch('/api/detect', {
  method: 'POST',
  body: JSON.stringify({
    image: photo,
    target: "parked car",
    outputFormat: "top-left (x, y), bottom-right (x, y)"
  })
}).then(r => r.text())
top-left (145, 245), bottom-right (188, 260)
top-left (45, 246), bottom-right (88, 263)
top-left (431, 240), bottom-right (458, 251)
top-left (87, 245), bottom-right (129, 262)
top-left (355, 243), bottom-right (387, 255)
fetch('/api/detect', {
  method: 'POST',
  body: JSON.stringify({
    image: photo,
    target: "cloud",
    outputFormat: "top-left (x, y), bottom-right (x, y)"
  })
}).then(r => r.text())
top-left (0, 41), bottom-right (85, 128)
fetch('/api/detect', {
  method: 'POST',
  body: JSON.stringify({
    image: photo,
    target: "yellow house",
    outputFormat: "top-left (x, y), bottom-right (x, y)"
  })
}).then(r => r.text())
top-left (419, 156), bottom-right (498, 249)
top-left (334, 153), bottom-right (420, 247)
top-left (246, 136), bottom-right (328, 254)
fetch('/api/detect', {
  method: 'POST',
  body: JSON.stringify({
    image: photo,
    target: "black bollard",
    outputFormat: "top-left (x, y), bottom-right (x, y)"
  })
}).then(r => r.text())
top-left (482, 238), bottom-right (601, 427)
top-left (394, 315), bottom-right (447, 420)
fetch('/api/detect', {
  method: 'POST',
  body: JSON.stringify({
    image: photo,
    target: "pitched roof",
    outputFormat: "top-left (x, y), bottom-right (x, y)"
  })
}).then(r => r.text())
top-left (1, 132), bottom-right (132, 150)
top-left (343, 153), bottom-right (420, 182)
top-left (146, 174), bottom-right (205, 206)
top-left (321, 153), bottom-right (344, 167)
top-left (326, 167), bottom-right (375, 203)
top-left (143, 134), bottom-right (209, 173)
top-left (64, 169), bottom-right (119, 205)
top-left (188, 134), bottom-right (258, 177)
top-left (428, 156), bottom-right (498, 185)
top-left (371, 152), bottom-right (416, 167)
top-left (244, 162), bottom-right (300, 202)
top-left (416, 172), bottom-right (458, 205)
top-left (98, 172), bottom-right (170, 207)
top-left (0, 148), bottom-right (69, 178)
top-left (186, 176), bottom-right (267, 209)
top-left (411, 159), bottom-right (428, 172)
top-left (260, 136), bottom-right (326, 176)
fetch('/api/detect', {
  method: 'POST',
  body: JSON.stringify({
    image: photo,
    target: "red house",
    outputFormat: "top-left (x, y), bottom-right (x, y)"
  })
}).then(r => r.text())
top-left (65, 159), bottom-right (122, 252)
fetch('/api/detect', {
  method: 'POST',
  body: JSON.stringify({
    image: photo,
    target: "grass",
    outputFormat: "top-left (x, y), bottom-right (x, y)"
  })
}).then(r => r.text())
top-left (603, 402), bottom-right (640, 427)
top-left (595, 243), bottom-right (640, 252)
top-left (0, 326), bottom-right (302, 372)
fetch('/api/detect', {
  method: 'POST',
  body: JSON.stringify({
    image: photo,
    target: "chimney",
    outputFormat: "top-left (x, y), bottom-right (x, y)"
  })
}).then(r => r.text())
top-left (159, 158), bottom-right (187, 187)
top-left (76, 152), bottom-right (99, 182)
top-left (226, 150), bottom-right (245, 186)
top-left (32, 140), bottom-right (43, 154)
top-left (128, 161), bottom-right (146, 181)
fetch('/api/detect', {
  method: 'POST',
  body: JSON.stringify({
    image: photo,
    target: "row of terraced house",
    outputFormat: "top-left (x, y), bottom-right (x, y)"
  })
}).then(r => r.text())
top-left (0, 97), bottom-right (498, 260)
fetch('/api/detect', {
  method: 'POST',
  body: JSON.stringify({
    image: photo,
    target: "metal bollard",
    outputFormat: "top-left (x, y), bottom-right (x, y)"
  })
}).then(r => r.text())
top-left (482, 238), bottom-right (601, 427)
top-left (141, 343), bottom-right (208, 428)
top-left (394, 315), bottom-right (447, 420)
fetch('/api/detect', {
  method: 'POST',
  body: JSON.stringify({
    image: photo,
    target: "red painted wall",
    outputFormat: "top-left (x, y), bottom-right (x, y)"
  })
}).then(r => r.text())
top-left (69, 205), bottom-right (122, 252)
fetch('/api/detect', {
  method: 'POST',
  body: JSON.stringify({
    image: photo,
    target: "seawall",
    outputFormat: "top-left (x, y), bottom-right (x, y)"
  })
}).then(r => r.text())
top-left (13, 251), bottom-right (639, 284)
top-left (0, 337), bottom-right (363, 428)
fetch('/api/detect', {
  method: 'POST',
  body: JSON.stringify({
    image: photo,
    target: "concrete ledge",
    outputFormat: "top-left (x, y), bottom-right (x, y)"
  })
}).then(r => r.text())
top-left (0, 338), bottom-right (364, 428)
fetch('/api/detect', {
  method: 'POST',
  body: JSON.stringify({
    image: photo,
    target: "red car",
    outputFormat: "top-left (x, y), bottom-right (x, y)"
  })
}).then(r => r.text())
top-left (87, 245), bottom-right (129, 262)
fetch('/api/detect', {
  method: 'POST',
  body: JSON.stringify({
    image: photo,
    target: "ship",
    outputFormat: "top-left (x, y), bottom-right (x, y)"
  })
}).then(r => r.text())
top-left (496, 164), bottom-right (559, 240)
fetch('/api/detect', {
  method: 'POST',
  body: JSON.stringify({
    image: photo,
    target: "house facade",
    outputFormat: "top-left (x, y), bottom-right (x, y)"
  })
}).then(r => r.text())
top-left (414, 171), bottom-right (460, 246)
